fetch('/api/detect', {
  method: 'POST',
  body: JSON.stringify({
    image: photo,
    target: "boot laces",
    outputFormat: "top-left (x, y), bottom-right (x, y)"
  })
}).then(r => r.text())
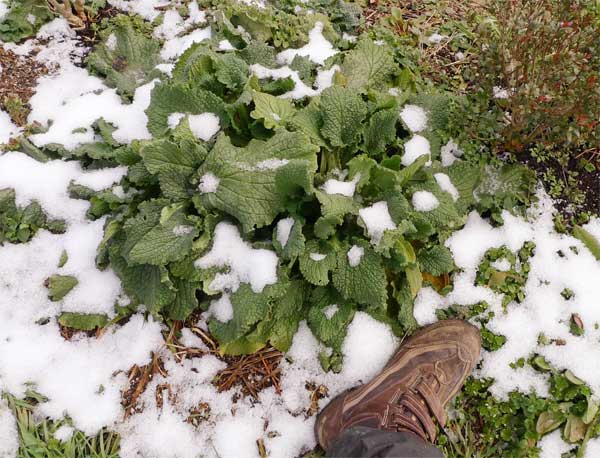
top-left (388, 373), bottom-right (445, 442)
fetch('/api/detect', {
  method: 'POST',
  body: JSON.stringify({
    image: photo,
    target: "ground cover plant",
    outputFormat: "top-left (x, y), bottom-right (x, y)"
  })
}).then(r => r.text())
top-left (0, 0), bottom-right (600, 457)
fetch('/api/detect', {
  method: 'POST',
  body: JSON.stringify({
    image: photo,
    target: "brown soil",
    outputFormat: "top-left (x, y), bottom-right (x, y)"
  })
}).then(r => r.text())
top-left (0, 47), bottom-right (48, 126)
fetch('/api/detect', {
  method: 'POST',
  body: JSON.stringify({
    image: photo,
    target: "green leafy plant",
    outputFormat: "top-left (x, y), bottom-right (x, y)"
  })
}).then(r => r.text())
top-left (0, 189), bottom-right (65, 245)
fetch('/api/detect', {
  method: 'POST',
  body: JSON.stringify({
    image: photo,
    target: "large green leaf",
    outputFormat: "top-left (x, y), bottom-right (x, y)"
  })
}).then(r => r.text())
top-left (341, 39), bottom-right (397, 91)
top-left (332, 242), bottom-right (388, 309)
top-left (146, 83), bottom-right (228, 137)
top-left (319, 86), bottom-right (368, 147)
top-left (87, 18), bottom-right (161, 97)
top-left (198, 132), bottom-right (318, 231)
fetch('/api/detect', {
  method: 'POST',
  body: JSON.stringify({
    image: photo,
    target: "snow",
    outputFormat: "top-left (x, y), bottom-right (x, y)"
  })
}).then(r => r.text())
top-left (173, 225), bottom-right (193, 236)
top-left (0, 400), bottom-right (18, 458)
top-left (0, 152), bottom-right (165, 435)
top-left (412, 191), bottom-right (439, 211)
top-left (276, 217), bottom-right (295, 248)
top-left (340, 312), bottom-right (399, 385)
top-left (106, 33), bottom-right (117, 50)
top-left (208, 294), bottom-right (234, 323)
top-left (188, 113), bottom-right (221, 141)
top-left (0, 152), bottom-right (125, 222)
top-left (347, 245), bottom-right (364, 267)
top-left (400, 105), bottom-right (428, 132)
top-left (0, 109), bottom-right (21, 144)
top-left (402, 135), bottom-right (431, 166)
top-left (427, 33), bottom-right (446, 44)
top-left (584, 437), bottom-right (600, 458)
top-left (0, 0), bottom-right (8, 20)
top-left (161, 26), bottom-right (212, 60)
top-left (54, 425), bottom-right (75, 442)
top-left (218, 39), bottom-right (235, 51)
top-left (277, 22), bottom-right (338, 65)
top-left (3, 18), bottom-right (85, 69)
top-left (249, 64), bottom-right (339, 100)
top-left (434, 173), bottom-right (459, 201)
top-left (195, 222), bottom-right (278, 293)
top-left (179, 328), bottom-right (207, 349)
top-left (310, 253), bottom-right (326, 261)
top-left (323, 304), bottom-right (339, 319)
top-left (491, 258), bottom-right (511, 272)
top-left (538, 430), bottom-right (573, 458)
top-left (358, 201), bottom-right (396, 244)
top-left (322, 174), bottom-right (359, 197)
top-left (440, 139), bottom-right (463, 166)
top-left (198, 172), bottom-right (220, 194)
top-left (415, 190), bottom-right (600, 400)
top-left (493, 86), bottom-right (510, 99)
top-left (108, 0), bottom-right (169, 21)
top-left (28, 65), bottom-right (156, 150)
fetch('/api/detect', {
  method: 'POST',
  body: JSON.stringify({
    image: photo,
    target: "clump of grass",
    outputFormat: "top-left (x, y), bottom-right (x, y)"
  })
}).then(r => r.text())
top-left (4, 392), bottom-right (121, 458)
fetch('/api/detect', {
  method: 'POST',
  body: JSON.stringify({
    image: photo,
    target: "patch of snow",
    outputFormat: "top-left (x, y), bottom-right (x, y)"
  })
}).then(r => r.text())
top-left (208, 294), bottom-right (234, 323)
top-left (310, 253), bottom-right (326, 262)
top-left (168, 112), bottom-right (186, 129)
top-left (106, 33), bottom-right (117, 51)
top-left (323, 304), bottom-right (339, 319)
top-left (314, 64), bottom-right (340, 92)
top-left (434, 173), bottom-right (459, 201)
top-left (54, 425), bottom-right (75, 442)
top-left (195, 222), bottom-right (278, 293)
top-left (584, 437), bottom-right (600, 458)
top-left (340, 312), bottom-right (399, 385)
top-left (347, 245), bottom-right (364, 267)
top-left (412, 191), bottom-right (439, 211)
top-left (402, 135), bottom-right (431, 166)
top-left (322, 173), bottom-right (359, 197)
top-left (277, 22), bottom-right (338, 65)
top-left (173, 225), bottom-right (193, 236)
top-left (0, 0), bottom-right (9, 20)
top-left (276, 217), bottom-right (295, 248)
top-left (218, 39), bottom-right (235, 51)
top-left (249, 64), bottom-right (338, 99)
top-left (0, 110), bottom-right (21, 145)
top-left (155, 63), bottom-right (175, 76)
top-left (428, 33), bottom-right (446, 44)
top-left (342, 32), bottom-right (357, 42)
top-left (28, 65), bottom-right (156, 150)
top-left (0, 400), bottom-right (18, 458)
top-left (440, 139), bottom-right (463, 166)
top-left (188, 113), bottom-right (220, 141)
top-left (400, 105), bottom-right (427, 132)
top-left (493, 86), bottom-right (510, 99)
top-left (198, 173), bottom-right (220, 194)
top-left (0, 152), bottom-right (124, 222)
top-left (161, 26), bottom-right (212, 60)
top-left (491, 258), bottom-right (511, 272)
top-left (107, 0), bottom-right (169, 21)
top-left (358, 201), bottom-right (396, 244)
top-left (179, 328), bottom-right (207, 349)
top-left (538, 430), bottom-right (574, 458)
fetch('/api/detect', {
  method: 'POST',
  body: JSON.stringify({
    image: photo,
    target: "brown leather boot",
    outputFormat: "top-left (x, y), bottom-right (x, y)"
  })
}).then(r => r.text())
top-left (315, 319), bottom-right (481, 451)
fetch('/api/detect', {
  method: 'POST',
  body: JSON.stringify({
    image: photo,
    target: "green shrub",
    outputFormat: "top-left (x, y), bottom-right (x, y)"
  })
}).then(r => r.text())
top-left (475, 0), bottom-right (600, 153)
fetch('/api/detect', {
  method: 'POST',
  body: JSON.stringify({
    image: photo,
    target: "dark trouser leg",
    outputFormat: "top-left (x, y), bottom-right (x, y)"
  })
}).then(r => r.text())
top-left (326, 426), bottom-right (444, 458)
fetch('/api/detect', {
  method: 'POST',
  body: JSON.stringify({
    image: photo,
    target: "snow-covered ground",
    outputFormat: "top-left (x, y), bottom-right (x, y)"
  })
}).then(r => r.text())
top-left (1, 2), bottom-right (600, 457)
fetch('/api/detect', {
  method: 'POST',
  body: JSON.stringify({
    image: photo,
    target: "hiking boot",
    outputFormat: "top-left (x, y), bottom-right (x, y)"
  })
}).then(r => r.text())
top-left (315, 319), bottom-right (481, 451)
